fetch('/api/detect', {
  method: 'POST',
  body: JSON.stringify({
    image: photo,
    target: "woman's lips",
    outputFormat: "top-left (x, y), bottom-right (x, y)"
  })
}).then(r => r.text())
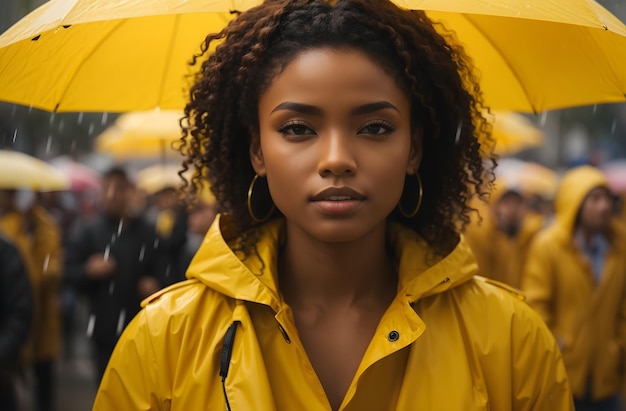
top-left (310, 187), bottom-right (365, 215)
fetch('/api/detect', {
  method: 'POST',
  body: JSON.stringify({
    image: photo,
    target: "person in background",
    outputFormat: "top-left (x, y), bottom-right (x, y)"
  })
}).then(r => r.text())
top-left (148, 186), bottom-right (189, 287)
top-left (0, 189), bottom-right (63, 411)
top-left (179, 191), bottom-right (218, 273)
top-left (465, 182), bottom-right (545, 288)
top-left (0, 235), bottom-right (33, 411)
top-left (95, 1), bottom-right (572, 409)
top-left (522, 165), bottom-right (626, 411)
top-left (64, 166), bottom-right (160, 385)
top-left (38, 191), bottom-right (80, 361)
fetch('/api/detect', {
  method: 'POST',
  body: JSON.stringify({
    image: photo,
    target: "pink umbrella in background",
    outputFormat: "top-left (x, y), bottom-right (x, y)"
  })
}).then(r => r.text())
top-left (600, 160), bottom-right (626, 195)
top-left (49, 156), bottom-right (102, 193)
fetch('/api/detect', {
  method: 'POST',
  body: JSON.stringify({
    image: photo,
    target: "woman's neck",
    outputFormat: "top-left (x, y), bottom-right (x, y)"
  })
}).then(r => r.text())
top-left (278, 222), bottom-right (397, 309)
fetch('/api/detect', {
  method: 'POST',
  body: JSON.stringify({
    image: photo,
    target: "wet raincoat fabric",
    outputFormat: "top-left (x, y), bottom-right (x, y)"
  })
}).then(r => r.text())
top-left (521, 166), bottom-right (626, 401)
top-left (0, 206), bottom-right (62, 364)
top-left (94, 215), bottom-right (573, 410)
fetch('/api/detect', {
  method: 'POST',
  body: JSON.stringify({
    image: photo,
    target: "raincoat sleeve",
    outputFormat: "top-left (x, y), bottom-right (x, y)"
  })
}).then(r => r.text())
top-left (520, 234), bottom-right (554, 328)
top-left (510, 298), bottom-right (574, 410)
top-left (93, 308), bottom-right (163, 410)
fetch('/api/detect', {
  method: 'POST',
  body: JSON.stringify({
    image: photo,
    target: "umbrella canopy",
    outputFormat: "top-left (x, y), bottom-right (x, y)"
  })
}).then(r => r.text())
top-left (486, 111), bottom-right (544, 156)
top-left (48, 156), bottom-right (102, 192)
top-left (496, 158), bottom-right (558, 199)
top-left (600, 160), bottom-right (626, 194)
top-left (0, 150), bottom-right (70, 191)
top-left (136, 164), bottom-right (183, 195)
top-left (0, 0), bottom-right (625, 113)
top-left (95, 110), bottom-right (183, 160)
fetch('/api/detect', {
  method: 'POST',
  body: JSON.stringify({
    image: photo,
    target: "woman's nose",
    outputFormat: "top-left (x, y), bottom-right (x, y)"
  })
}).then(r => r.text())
top-left (317, 131), bottom-right (357, 177)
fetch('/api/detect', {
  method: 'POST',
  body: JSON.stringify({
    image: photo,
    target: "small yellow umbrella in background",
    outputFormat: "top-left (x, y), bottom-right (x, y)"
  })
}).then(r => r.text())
top-left (0, 150), bottom-right (70, 191)
top-left (136, 163), bottom-right (216, 204)
top-left (136, 164), bottom-right (182, 195)
top-left (95, 110), bottom-right (184, 161)
top-left (496, 158), bottom-right (558, 199)
top-left (484, 111), bottom-right (544, 156)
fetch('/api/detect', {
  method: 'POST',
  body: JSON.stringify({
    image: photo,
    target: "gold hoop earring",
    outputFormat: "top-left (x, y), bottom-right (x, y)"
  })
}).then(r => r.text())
top-left (247, 174), bottom-right (276, 223)
top-left (397, 173), bottom-right (423, 218)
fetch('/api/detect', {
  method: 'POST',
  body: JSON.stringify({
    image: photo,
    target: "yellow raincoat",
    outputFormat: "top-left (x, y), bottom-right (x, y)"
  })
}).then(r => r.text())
top-left (522, 166), bottom-right (626, 401)
top-left (0, 205), bottom-right (62, 363)
top-left (95, 215), bottom-right (573, 410)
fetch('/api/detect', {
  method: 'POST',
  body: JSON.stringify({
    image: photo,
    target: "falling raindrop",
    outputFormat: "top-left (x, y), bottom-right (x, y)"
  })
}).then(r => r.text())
top-left (42, 254), bottom-right (50, 274)
top-left (138, 245), bottom-right (146, 262)
top-left (611, 120), bottom-right (617, 134)
top-left (455, 121), bottom-right (462, 144)
top-left (101, 112), bottom-right (108, 125)
top-left (77, 112), bottom-right (84, 125)
top-left (45, 135), bottom-right (52, 154)
top-left (116, 309), bottom-right (126, 336)
top-left (110, 233), bottom-right (116, 244)
top-left (86, 314), bottom-right (96, 338)
top-left (165, 264), bottom-right (171, 278)
top-left (153, 237), bottom-right (160, 249)
top-left (592, 105), bottom-right (598, 115)
top-left (103, 245), bottom-right (111, 261)
top-left (109, 281), bottom-right (115, 295)
top-left (49, 112), bottom-right (55, 125)
top-left (12, 130), bottom-right (17, 144)
top-left (58, 119), bottom-right (65, 133)
top-left (117, 219), bottom-right (123, 236)
top-left (539, 112), bottom-right (548, 127)
top-left (88, 123), bottom-right (95, 136)
top-left (28, 105), bottom-right (33, 114)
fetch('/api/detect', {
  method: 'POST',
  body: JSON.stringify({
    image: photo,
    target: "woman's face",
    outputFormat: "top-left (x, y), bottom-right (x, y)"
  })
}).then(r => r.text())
top-left (252, 48), bottom-right (421, 243)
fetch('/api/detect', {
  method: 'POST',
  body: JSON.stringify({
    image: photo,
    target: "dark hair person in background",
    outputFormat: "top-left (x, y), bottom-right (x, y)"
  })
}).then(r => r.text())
top-left (0, 235), bottom-right (32, 411)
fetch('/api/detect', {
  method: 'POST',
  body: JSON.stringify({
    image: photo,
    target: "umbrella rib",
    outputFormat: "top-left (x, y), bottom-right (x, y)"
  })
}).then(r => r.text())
top-left (54, 19), bottom-right (125, 112)
top-left (462, 14), bottom-right (539, 114)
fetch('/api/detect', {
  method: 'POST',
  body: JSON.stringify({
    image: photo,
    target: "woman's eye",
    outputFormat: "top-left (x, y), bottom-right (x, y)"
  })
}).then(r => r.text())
top-left (359, 121), bottom-right (394, 136)
top-left (278, 122), bottom-right (315, 136)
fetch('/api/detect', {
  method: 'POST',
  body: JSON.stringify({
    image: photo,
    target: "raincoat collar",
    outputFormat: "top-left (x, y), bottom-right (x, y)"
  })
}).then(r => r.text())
top-left (186, 214), bottom-right (478, 311)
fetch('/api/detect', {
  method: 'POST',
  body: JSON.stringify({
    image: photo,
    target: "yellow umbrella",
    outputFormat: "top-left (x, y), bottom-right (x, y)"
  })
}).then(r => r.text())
top-left (496, 158), bottom-right (558, 199)
top-left (136, 164), bottom-right (183, 195)
top-left (136, 164), bottom-right (216, 204)
top-left (0, 150), bottom-right (70, 191)
top-left (484, 110), bottom-right (544, 156)
top-left (0, 0), bottom-right (625, 113)
top-left (95, 110), bottom-right (183, 160)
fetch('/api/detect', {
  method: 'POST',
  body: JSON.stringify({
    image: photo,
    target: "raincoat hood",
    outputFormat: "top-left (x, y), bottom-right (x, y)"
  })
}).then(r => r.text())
top-left (554, 166), bottom-right (609, 238)
top-left (186, 214), bottom-right (477, 313)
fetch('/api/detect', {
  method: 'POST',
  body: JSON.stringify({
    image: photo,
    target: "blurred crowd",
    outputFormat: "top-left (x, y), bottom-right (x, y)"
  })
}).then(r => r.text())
top-left (0, 163), bottom-right (217, 411)
top-left (1, 159), bottom-right (626, 410)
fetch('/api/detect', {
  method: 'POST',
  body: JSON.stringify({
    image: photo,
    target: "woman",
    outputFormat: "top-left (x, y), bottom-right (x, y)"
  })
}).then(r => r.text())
top-left (94, 0), bottom-right (573, 409)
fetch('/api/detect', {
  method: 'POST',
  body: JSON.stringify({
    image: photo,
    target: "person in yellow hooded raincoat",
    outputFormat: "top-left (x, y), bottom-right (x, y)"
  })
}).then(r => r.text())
top-left (94, 0), bottom-right (574, 409)
top-left (522, 165), bottom-right (626, 410)
top-left (465, 183), bottom-right (545, 289)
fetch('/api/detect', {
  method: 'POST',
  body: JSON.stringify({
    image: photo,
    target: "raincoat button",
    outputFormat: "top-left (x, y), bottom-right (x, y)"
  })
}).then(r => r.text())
top-left (388, 330), bottom-right (400, 342)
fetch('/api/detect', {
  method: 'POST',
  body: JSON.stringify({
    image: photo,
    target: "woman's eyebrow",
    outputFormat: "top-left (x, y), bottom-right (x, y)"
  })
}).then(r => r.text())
top-left (350, 101), bottom-right (399, 115)
top-left (270, 101), bottom-right (399, 115)
top-left (271, 102), bottom-right (322, 115)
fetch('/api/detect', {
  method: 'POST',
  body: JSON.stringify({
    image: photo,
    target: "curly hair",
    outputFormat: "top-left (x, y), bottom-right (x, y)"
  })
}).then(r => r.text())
top-left (179, 0), bottom-right (495, 256)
